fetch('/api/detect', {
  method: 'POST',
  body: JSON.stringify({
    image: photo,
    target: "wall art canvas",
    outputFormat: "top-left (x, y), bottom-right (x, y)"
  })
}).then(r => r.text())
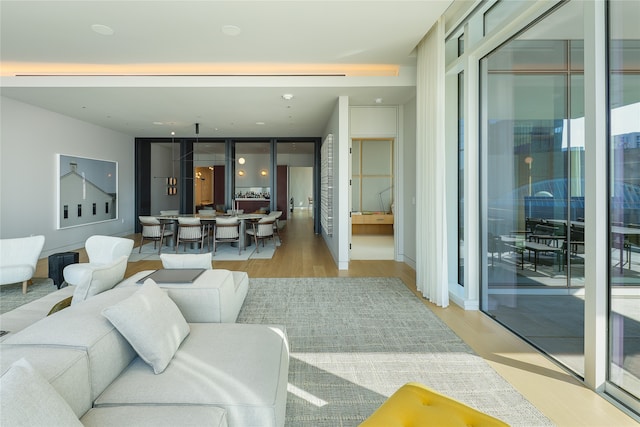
top-left (57, 154), bottom-right (118, 229)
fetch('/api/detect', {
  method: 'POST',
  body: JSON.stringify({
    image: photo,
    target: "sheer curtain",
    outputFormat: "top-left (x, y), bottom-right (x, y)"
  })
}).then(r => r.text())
top-left (415, 19), bottom-right (449, 307)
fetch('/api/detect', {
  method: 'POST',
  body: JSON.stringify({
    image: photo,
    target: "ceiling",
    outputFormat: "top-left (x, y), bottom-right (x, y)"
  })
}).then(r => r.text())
top-left (0, 0), bottom-right (453, 138)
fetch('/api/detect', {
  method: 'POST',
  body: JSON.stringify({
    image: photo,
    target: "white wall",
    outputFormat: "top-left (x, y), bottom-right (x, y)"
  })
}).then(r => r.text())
top-left (277, 152), bottom-right (314, 167)
top-left (289, 167), bottom-right (313, 210)
top-left (321, 96), bottom-right (350, 269)
top-left (0, 96), bottom-right (135, 257)
top-left (234, 153), bottom-right (272, 188)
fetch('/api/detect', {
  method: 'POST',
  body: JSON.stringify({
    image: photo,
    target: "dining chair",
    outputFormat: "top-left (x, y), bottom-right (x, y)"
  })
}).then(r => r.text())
top-left (176, 217), bottom-right (206, 253)
top-left (138, 216), bottom-right (174, 255)
top-left (213, 216), bottom-right (242, 255)
top-left (246, 217), bottom-right (276, 253)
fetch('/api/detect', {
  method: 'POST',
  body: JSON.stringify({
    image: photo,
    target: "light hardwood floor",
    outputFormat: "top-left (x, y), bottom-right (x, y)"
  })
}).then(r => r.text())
top-left (34, 211), bottom-right (637, 426)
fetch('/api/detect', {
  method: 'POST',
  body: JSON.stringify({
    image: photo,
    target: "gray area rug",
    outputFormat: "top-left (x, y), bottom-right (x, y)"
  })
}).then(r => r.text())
top-left (237, 277), bottom-right (554, 427)
top-left (0, 278), bottom-right (58, 314)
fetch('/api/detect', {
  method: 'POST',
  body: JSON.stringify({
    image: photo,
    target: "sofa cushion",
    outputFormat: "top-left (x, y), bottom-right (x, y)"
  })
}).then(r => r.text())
top-left (82, 405), bottom-right (228, 427)
top-left (102, 279), bottom-right (190, 374)
top-left (116, 269), bottom-right (248, 323)
top-left (72, 255), bottom-right (128, 304)
top-left (4, 286), bottom-right (139, 401)
top-left (95, 323), bottom-right (289, 427)
top-left (160, 253), bottom-right (212, 269)
top-left (0, 345), bottom-right (92, 418)
top-left (0, 285), bottom-right (75, 342)
top-left (0, 358), bottom-right (82, 427)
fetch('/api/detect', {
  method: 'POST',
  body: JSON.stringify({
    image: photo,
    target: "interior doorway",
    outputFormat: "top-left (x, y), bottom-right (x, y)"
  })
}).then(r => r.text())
top-left (289, 167), bottom-right (313, 216)
top-left (350, 138), bottom-right (395, 260)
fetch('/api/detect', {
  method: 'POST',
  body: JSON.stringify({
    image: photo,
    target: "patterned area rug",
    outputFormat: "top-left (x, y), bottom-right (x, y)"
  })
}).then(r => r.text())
top-left (0, 278), bottom-right (58, 314)
top-left (237, 277), bottom-right (554, 427)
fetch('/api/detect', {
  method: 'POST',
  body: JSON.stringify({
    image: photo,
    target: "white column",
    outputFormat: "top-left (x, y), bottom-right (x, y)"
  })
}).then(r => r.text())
top-left (583, 0), bottom-right (607, 391)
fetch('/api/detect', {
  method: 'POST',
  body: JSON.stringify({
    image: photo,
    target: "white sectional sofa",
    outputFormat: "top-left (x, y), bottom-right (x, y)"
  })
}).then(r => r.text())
top-left (0, 269), bottom-right (288, 427)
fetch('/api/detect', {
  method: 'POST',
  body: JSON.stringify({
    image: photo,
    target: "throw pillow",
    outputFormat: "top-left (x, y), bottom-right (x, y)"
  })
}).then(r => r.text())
top-left (102, 279), bottom-right (190, 374)
top-left (0, 358), bottom-right (82, 426)
top-left (71, 255), bottom-right (128, 305)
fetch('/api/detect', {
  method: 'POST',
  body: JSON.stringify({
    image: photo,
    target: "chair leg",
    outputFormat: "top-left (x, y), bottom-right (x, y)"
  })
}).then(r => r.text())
top-left (139, 236), bottom-right (145, 253)
top-left (158, 236), bottom-right (164, 255)
top-left (22, 280), bottom-right (28, 294)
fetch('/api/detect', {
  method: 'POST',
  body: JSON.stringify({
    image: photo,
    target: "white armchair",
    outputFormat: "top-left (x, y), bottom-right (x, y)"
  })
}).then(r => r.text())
top-left (0, 235), bottom-right (45, 294)
top-left (63, 236), bottom-right (133, 287)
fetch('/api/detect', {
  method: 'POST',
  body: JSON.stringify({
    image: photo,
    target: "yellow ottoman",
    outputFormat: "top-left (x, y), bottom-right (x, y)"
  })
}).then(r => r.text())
top-left (359, 382), bottom-right (510, 427)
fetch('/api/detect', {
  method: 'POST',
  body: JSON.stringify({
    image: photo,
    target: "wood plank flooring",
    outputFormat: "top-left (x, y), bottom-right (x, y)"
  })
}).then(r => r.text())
top-left (33, 211), bottom-right (636, 426)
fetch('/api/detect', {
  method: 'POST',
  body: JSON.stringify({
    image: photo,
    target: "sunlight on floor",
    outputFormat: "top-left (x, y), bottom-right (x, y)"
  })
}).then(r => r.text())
top-left (351, 235), bottom-right (394, 260)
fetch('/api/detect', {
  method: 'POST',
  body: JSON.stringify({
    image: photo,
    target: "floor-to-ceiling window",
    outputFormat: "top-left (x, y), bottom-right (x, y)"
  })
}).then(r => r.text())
top-left (458, 71), bottom-right (465, 286)
top-left (608, 0), bottom-right (640, 406)
top-left (480, 1), bottom-right (586, 376)
top-left (445, 0), bottom-right (639, 416)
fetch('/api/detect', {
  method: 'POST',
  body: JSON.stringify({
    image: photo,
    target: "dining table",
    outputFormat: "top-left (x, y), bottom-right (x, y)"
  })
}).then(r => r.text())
top-left (154, 212), bottom-right (267, 251)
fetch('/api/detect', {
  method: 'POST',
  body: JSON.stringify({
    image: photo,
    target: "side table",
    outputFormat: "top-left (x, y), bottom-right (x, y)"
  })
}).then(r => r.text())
top-left (48, 252), bottom-right (79, 289)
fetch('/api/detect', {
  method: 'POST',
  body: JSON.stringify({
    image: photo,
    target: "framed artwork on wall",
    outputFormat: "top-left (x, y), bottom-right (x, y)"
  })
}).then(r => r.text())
top-left (57, 154), bottom-right (118, 229)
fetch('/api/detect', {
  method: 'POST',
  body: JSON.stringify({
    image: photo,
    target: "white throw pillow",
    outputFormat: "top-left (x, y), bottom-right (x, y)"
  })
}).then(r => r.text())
top-left (72, 255), bottom-right (128, 305)
top-left (0, 358), bottom-right (82, 426)
top-left (102, 279), bottom-right (190, 374)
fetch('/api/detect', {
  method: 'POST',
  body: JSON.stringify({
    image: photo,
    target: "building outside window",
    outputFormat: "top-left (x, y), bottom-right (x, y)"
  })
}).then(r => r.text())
top-left (607, 0), bottom-right (640, 407)
top-left (447, 0), bottom-right (639, 416)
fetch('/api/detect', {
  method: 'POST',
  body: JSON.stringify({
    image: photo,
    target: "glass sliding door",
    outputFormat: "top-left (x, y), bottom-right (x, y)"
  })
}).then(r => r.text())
top-left (480, 1), bottom-right (586, 376)
top-left (194, 141), bottom-right (225, 213)
top-left (234, 141), bottom-right (272, 214)
top-left (608, 0), bottom-right (640, 404)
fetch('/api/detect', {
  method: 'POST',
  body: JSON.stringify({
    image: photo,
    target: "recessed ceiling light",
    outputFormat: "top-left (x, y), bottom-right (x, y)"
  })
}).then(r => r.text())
top-left (375, 98), bottom-right (383, 104)
top-left (153, 121), bottom-right (163, 125)
top-left (282, 94), bottom-right (294, 101)
top-left (91, 24), bottom-right (114, 36)
top-left (256, 121), bottom-right (265, 125)
top-left (221, 25), bottom-right (241, 36)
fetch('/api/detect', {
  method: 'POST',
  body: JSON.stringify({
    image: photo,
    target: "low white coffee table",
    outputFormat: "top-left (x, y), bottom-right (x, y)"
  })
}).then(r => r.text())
top-left (116, 269), bottom-right (248, 323)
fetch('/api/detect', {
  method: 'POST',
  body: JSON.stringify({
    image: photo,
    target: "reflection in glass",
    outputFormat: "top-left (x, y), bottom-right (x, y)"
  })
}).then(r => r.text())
top-left (458, 71), bottom-right (465, 286)
top-left (194, 142), bottom-right (225, 212)
top-left (480, 1), bottom-right (585, 376)
top-left (234, 142), bottom-right (271, 213)
top-left (608, 0), bottom-right (640, 402)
